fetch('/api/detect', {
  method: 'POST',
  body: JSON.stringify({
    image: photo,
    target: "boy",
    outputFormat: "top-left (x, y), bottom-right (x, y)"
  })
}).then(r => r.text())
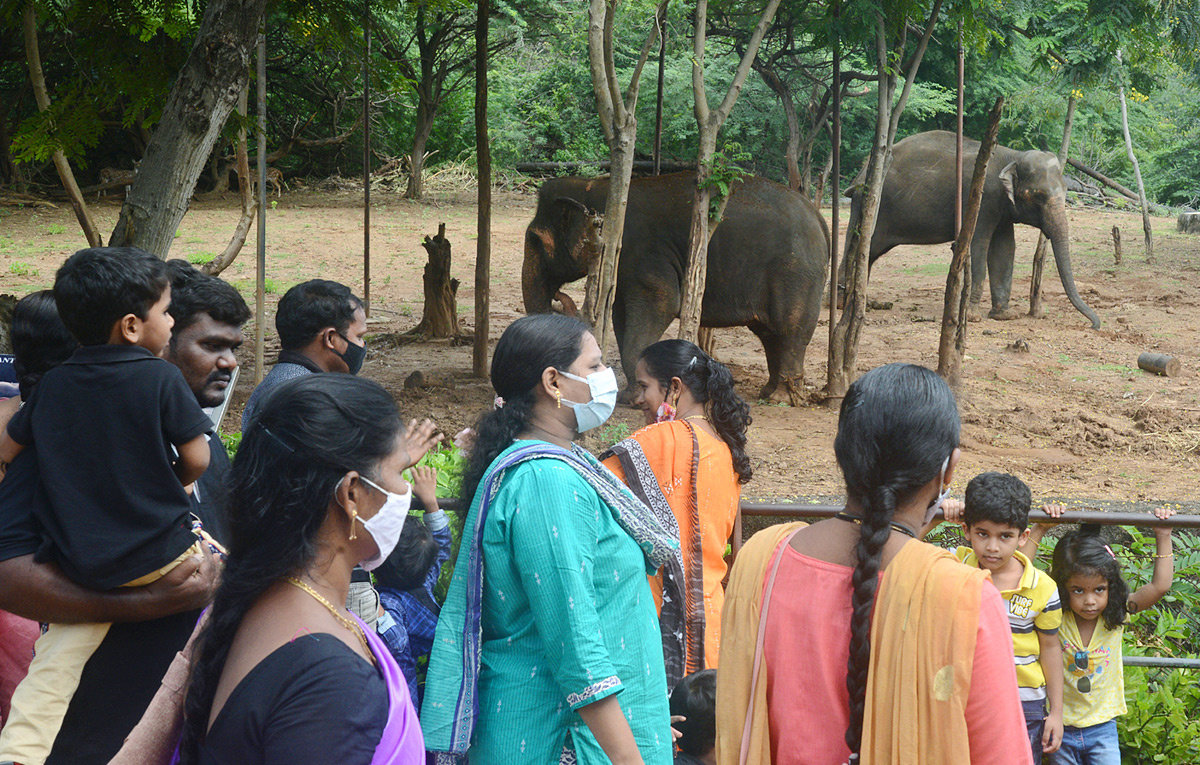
top-left (669, 669), bottom-right (716, 765)
top-left (944, 472), bottom-right (1064, 764)
top-left (375, 464), bottom-right (452, 706)
top-left (0, 247), bottom-right (214, 764)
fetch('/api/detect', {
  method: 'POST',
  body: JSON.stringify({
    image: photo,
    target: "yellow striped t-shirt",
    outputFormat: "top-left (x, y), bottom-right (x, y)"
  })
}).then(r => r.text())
top-left (956, 547), bottom-right (1062, 701)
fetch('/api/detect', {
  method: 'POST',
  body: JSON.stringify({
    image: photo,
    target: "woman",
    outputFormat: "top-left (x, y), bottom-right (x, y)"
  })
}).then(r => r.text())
top-left (422, 314), bottom-right (677, 765)
top-left (601, 340), bottom-right (750, 677)
top-left (715, 364), bottom-right (1030, 765)
top-left (177, 374), bottom-right (435, 763)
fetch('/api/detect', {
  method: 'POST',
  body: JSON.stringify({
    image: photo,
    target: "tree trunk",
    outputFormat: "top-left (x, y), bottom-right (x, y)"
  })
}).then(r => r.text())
top-left (582, 0), bottom-right (668, 353)
top-left (109, 0), bottom-right (268, 256)
top-left (405, 91), bottom-right (437, 199)
top-left (202, 82), bottom-right (256, 276)
top-left (408, 223), bottom-right (461, 338)
top-left (472, 0), bottom-right (491, 378)
top-left (1117, 72), bottom-right (1153, 264)
top-left (22, 3), bottom-right (101, 247)
top-left (813, 145), bottom-right (833, 209)
top-left (939, 97), bottom-right (1004, 388)
top-left (827, 2), bottom-right (941, 397)
top-left (1030, 93), bottom-right (1076, 317)
top-left (678, 0), bottom-right (781, 342)
top-left (1066, 158), bottom-right (1139, 201)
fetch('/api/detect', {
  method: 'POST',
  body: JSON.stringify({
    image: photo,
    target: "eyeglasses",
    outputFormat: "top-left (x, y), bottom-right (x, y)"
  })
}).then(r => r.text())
top-left (1074, 651), bottom-right (1091, 693)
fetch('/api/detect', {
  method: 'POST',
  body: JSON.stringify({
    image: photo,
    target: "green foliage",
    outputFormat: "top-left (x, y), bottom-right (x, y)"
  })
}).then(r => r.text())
top-left (8, 261), bottom-right (37, 277)
top-left (187, 251), bottom-right (216, 265)
top-left (701, 141), bottom-right (752, 221)
top-left (221, 431), bottom-right (242, 461)
top-left (403, 443), bottom-right (469, 603)
top-left (595, 421), bottom-right (632, 449)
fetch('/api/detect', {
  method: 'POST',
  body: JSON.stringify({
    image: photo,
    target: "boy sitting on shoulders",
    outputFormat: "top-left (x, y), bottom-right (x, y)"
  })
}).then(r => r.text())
top-left (942, 472), bottom-right (1064, 764)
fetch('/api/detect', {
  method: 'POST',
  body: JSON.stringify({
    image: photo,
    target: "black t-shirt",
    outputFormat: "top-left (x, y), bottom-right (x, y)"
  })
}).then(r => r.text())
top-left (199, 635), bottom-right (388, 765)
top-left (6, 344), bottom-right (213, 588)
top-left (0, 447), bottom-right (40, 562)
top-left (193, 434), bottom-right (232, 543)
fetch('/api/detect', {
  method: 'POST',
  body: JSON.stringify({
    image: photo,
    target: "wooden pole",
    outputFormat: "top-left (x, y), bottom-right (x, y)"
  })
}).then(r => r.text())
top-left (362, 0), bottom-right (372, 316)
top-left (255, 31), bottom-right (266, 384)
top-left (1112, 226), bottom-right (1122, 265)
top-left (827, 7), bottom-right (840, 374)
top-left (653, 14), bottom-right (665, 176)
top-left (473, 0), bottom-right (491, 377)
top-left (1116, 54), bottom-right (1153, 264)
top-left (954, 21), bottom-right (963, 239)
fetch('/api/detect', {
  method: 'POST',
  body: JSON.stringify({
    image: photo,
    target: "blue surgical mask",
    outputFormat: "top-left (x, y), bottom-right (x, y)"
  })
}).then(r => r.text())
top-left (559, 367), bottom-right (619, 432)
top-left (923, 456), bottom-right (953, 528)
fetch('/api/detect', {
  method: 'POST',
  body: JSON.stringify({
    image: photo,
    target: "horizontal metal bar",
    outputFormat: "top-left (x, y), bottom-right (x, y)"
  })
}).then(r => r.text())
top-left (1123, 656), bottom-right (1200, 669)
top-left (738, 502), bottom-right (1200, 529)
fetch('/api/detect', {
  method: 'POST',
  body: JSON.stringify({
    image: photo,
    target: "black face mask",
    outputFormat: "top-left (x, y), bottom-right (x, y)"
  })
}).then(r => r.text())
top-left (335, 333), bottom-right (366, 375)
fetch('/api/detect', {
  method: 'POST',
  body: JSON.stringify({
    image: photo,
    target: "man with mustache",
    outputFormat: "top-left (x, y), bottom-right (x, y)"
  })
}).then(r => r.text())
top-left (0, 260), bottom-right (249, 764)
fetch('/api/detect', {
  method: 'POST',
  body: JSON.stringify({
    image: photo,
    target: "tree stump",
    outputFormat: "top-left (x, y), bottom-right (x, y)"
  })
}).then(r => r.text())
top-left (1137, 353), bottom-right (1180, 377)
top-left (1178, 212), bottom-right (1200, 234)
top-left (1112, 226), bottom-right (1122, 265)
top-left (407, 223), bottom-right (460, 339)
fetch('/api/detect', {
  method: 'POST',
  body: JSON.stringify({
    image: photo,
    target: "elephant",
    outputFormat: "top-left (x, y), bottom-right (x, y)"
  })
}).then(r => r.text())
top-left (843, 130), bottom-right (1100, 329)
top-left (523, 172), bottom-right (829, 403)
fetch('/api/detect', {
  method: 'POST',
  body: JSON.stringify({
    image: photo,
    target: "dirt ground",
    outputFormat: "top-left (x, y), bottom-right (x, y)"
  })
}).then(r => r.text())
top-left (3, 185), bottom-right (1198, 506)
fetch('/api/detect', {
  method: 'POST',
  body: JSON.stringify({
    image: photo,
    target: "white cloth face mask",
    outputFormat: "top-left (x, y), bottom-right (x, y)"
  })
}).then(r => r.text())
top-left (559, 367), bottom-right (619, 432)
top-left (923, 456), bottom-right (953, 529)
top-left (351, 476), bottom-right (412, 571)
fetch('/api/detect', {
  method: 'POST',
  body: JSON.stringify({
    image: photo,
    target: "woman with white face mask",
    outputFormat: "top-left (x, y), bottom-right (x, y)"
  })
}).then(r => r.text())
top-left (422, 314), bottom-right (678, 765)
top-left (173, 374), bottom-right (440, 764)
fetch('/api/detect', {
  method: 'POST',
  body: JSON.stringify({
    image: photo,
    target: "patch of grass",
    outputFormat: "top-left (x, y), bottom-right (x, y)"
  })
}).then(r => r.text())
top-left (902, 262), bottom-right (949, 277)
top-left (188, 252), bottom-right (217, 265)
top-left (1057, 353), bottom-right (1072, 363)
top-left (45, 224), bottom-right (65, 235)
top-left (9, 261), bottom-right (39, 277)
top-left (1092, 363), bottom-right (1136, 374)
top-left (263, 278), bottom-right (280, 294)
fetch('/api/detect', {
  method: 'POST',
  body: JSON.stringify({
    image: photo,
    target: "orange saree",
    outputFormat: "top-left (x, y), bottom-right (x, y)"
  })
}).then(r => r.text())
top-left (602, 420), bottom-right (740, 674)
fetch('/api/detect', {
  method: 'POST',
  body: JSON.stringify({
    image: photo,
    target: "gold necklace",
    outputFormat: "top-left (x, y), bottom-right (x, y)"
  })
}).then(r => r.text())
top-left (284, 577), bottom-right (375, 664)
top-left (682, 414), bottom-right (708, 422)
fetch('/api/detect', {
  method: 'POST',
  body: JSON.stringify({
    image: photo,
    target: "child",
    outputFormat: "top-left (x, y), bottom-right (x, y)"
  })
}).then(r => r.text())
top-left (669, 669), bottom-right (716, 765)
top-left (0, 247), bottom-right (214, 764)
top-left (1036, 508), bottom-right (1175, 765)
top-left (374, 464), bottom-right (451, 706)
top-left (942, 472), bottom-right (1064, 763)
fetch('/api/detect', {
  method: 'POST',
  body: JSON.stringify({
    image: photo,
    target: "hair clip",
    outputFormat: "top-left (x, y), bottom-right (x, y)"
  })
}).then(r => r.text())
top-left (493, 396), bottom-right (505, 410)
top-left (686, 356), bottom-right (698, 369)
top-left (1104, 544), bottom-right (1116, 560)
top-left (259, 424), bottom-right (295, 454)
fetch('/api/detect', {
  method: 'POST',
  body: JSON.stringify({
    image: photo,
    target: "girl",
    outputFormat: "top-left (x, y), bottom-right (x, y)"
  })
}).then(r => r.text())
top-left (1049, 516), bottom-right (1175, 765)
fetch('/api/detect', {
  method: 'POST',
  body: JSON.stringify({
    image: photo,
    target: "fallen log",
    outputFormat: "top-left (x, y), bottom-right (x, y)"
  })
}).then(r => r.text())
top-left (515, 160), bottom-right (696, 176)
top-left (1067, 159), bottom-right (1139, 202)
top-left (1138, 353), bottom-right (1180, 377)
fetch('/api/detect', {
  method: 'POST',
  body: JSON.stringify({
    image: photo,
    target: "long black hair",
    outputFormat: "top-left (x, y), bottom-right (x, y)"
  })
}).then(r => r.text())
top-left (178, 374), bottom-right (403, 761)
top-left (1051, 525), bottom-right (1130, 631)
top-left (639, 339), bottom-right (752, 483)
top-left (833, 364), bottom-right (960, 758)
top-left (11, 291), bottom-right (78, 400)
top-left (460, 314), bottom-right (590, 504)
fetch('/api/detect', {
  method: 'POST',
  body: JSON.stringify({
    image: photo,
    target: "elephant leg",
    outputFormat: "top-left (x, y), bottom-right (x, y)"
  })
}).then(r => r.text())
top-left (614, 282), bottom-right (677, 402)
top-left (749, 324), bottom-right (784, 401)
top-left (967, 227), bottom-right (991, 318)
top-left (986, 221), bottom-right (1019, 320)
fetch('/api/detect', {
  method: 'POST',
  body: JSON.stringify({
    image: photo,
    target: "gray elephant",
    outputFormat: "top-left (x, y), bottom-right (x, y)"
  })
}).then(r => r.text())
top-left (844, 130), bottom-right (1100, 328)
top-left (523, 172), bottom-right (829, 403)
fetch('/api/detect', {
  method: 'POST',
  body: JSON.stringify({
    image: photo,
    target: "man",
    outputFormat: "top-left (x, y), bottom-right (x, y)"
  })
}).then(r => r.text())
top-left (0, 260), bottom-right (249, 764)
top-left (240, 279), bottom-right (367, 429)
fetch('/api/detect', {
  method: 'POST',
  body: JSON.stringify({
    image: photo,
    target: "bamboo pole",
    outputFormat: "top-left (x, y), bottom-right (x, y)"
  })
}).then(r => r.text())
top-left (254, 31), bottom-right (267, 384)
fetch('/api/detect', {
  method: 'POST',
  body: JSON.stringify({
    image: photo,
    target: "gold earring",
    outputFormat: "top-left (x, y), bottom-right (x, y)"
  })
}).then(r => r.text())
top-left (349, 510), bottom-right (358, 540)
top-left (556, 389), bottom-right (562, 409)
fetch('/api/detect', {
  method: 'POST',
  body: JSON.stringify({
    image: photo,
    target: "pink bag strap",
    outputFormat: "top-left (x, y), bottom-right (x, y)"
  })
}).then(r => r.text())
top-left (739, 527), bottom-right (802, 765)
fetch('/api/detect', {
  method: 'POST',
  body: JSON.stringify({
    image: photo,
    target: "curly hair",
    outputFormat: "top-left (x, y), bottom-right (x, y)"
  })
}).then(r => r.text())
top-left (638, 339), bottom-right (753, 483)
top-left (832, 363), bottom-right (960, 758)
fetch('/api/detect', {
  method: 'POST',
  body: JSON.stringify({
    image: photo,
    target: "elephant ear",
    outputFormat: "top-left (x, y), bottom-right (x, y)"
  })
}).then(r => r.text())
top-left (998, 161), bottom-right (1019, 206)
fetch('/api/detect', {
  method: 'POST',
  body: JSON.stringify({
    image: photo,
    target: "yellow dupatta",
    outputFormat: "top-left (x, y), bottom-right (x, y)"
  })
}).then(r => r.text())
top-left (716, 527), bottom-right (988, 765)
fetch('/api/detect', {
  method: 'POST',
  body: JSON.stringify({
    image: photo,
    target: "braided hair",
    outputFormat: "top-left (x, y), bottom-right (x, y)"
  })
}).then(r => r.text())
top-left (460, 314), bottom-right (591, 504)
top-left (177, 374), bottom-right (403, 762)
top-left (833, 364), bottom-right (959, 758)
top-left (639, 340), bottom-right (753, 483)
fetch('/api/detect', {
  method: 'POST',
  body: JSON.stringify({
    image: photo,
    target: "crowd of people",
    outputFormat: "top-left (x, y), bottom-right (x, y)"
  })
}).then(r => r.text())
top-left (0, 245), bottom-right (1179, 765)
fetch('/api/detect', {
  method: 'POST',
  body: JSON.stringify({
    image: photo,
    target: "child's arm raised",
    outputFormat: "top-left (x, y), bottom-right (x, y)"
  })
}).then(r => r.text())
top-left (1128, 506), bottom-right (1176, 614)
top-left (173, 433), bottom-right (211, 487)
top-left (1019, 503), bottom-right (1067, 560)
top-left (411, 465), bottom-right (439, 514)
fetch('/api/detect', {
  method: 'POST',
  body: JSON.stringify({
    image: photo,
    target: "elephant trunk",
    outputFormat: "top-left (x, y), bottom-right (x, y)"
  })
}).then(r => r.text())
top-left (1047, 211), bottom-right (1101, 329)
top-left (522, 229), bottom-right (554, 314)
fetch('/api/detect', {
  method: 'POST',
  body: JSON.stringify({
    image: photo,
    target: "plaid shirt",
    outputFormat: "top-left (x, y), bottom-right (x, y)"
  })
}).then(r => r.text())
top-left (377, 512), bottom-right (452, 706)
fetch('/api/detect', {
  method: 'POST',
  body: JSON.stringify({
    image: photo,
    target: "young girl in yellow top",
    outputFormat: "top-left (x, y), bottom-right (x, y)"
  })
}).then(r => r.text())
top-left (1043, 512), bottom-right (1175, 765)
